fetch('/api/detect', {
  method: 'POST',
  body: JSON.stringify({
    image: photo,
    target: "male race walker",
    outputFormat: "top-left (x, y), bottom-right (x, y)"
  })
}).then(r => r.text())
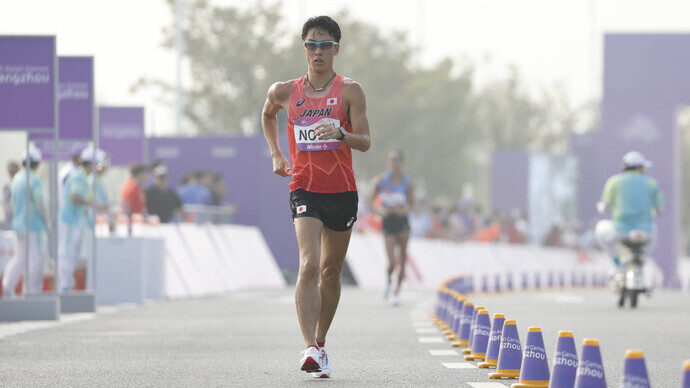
top-left (261, 15), bottom-right (371, 378)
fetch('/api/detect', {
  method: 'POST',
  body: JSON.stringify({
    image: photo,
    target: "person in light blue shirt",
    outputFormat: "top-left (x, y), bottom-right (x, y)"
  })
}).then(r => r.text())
top-left (2, 147), bottom-right (49, 296)
top-left (596, 151), bottom-right (663, 269)
top-left (86, 149), bottom-right (110, 229)
top-left (58, 148), bottom-right (94, 293)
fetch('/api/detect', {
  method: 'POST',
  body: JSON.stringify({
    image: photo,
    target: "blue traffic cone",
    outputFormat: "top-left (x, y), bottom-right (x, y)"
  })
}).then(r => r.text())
top-left (549, 330), bottom-right (578, 388)
top-left (447, 294), bottom-right (465, 341)
top-left (453, 301), bottom-right (474, 347)
top-left (507, 272), bottom-right (514, 291)
top-left (463, 305), bottom-right (485, 354)
top-left (534, 273), bottom-right (542, 289)
top-left (522, 272), bottom-right (530, 290)
top-left (511, 327), bottom-right (550, 387)
top-left (574, 338), bottom-right (606, 388)
top-left (621, 349), bottom-right (650, 388)
top-left (489, 319), bottom-right (522, 380)
top-left (479, 313), bottom-right (505, 369)
top-left (466, 309), bottom-right (491, 361)
top-left (683, 360), bottom-right (690, 388)
top-left (495, 273), bottom-right (502, 293)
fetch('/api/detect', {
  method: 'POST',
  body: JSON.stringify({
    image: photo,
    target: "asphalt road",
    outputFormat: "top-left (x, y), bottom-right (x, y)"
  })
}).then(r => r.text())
top-left (0, 288), bottom-right (688, 387)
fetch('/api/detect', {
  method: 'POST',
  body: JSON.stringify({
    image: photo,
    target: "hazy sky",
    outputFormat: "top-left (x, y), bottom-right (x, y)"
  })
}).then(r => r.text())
top-left (2, 0), bottom-right (690, 135)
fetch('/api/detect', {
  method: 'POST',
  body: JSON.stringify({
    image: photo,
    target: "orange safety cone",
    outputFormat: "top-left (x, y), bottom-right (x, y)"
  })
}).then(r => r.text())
top-left (683, 359), bottom-right (690, 388)
top-left (573, 338), bottom-right (606, 388)
top-left (452, 301), bottom-right (474, 348)
top-left (489, 319), bottom-right (522, 380)
top-left (511, 327), bottom-right (550, 387)
top-left (479, 313), bottom-right (505, 369)
top-left (549, 330), bottom-right (578, 388)
top-left (465, 309), bottom-right (491, 361)
top-left (621, 350), bottom-right (650, 388)
top-left (462, 305), bottom-right (485, 354)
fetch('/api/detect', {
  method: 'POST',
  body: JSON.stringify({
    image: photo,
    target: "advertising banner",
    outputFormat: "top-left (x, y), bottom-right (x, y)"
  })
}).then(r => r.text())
top-left (598, 34), bottom-right (690, 281)
top-left (0, 36), bottom-right (56, 130)
top-left (99, 106), bottom-right (144, 166)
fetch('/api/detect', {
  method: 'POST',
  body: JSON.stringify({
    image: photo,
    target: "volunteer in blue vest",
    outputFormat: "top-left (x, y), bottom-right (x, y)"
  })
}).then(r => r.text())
top-left (371, 149), bottom-right (414, 306)
top-left (596, 151), bottom-right (663, 277)
top-left (2, 147), bottom-right (49, 297)
top-left (58, 147), bottom-right (94, 293)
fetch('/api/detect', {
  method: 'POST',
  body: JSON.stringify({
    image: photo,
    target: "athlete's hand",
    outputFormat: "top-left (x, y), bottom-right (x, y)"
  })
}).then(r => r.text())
top-left (272, 154), bottom-right (293, 177)
top-left (314, 124), bottom-right (339, 140)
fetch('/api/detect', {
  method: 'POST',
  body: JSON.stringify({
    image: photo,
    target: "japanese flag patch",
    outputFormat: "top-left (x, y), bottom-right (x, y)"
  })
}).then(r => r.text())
top-left (327, 97), bottom-right (337, 106)
top-left (297, 205), bottom-right (307, 214)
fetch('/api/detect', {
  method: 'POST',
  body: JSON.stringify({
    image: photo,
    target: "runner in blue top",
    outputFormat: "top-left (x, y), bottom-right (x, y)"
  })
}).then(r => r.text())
top-left (596, 151), bottom-right (663, 269)
top-left (2, 147), bottom-right (49, 296)
top-left (371, 149), bottom-right (414, 306)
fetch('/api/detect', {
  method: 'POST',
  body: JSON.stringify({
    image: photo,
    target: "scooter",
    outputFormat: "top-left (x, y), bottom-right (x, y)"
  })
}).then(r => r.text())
top-left (613, 229), bottom-right (651, 308)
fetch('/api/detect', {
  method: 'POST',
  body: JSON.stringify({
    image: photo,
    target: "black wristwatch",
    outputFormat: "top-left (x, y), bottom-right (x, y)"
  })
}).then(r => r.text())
top-left (336, 127), bottom-right (347, 141)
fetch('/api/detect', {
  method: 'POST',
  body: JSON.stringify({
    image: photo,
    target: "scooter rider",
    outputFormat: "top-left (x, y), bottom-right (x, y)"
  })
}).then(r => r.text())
top-left (596, 151), bottom-right (663, 273)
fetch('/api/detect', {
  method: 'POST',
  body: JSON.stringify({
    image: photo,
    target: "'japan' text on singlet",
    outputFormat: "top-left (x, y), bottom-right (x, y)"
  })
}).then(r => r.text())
top-left (287, 75), bottom-right (357, 193)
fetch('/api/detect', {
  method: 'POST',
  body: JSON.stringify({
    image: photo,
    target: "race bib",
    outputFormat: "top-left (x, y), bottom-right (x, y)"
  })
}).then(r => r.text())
top-left (293, 117), bottom-right (341, 152)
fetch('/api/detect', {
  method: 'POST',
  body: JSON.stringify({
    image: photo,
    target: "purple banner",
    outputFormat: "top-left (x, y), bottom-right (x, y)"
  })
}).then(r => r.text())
top-left (34, 139), bottom-right (88, 161)
top-left (33, 57), bottom-right (93, 140)
top-left (99, 106), bottom-right (144, 166)
top-left (0, 36), bottom-right (56, 130)
top-left (597, 34), bottom-right (690, 281)
top-left (491, 150), bottom-right (529, 214)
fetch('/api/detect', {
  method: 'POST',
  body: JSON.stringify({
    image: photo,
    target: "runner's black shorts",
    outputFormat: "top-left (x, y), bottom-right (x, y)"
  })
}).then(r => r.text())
top-left (382, 213), bottom-right (410, 235)
top-left (290, 188), bottom-right (358, 232)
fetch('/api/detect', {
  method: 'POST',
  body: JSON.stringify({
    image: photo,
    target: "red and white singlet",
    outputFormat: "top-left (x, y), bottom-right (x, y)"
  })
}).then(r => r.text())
top-left (287, 75), bottom-right (357, 193)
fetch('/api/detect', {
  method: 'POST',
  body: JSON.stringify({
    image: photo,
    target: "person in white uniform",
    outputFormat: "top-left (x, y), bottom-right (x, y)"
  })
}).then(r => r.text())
top-left (58, 147), bottom-right (93, 293)
top-left (2, 147), bottom-right (49, 297)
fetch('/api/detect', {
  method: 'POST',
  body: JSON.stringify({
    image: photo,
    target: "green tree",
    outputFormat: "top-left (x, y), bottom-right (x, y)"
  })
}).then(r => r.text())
top-left (136, 1), bottom-right (579, 205)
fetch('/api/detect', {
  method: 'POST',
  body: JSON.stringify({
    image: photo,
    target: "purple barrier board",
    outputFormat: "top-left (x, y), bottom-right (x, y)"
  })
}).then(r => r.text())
top-left (597, 34), bottom-right (690, 282)
top-left (148, 134), bottom-right (298, 270)
top-left (99, 106), bottom-right (144, 166)
top-left (0, 36), bottom-right (56, 130)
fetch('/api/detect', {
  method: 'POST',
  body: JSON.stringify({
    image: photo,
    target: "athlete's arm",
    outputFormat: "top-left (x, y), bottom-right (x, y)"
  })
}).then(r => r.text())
top-left (314, 80), bottom-right (370, 152)
top-left (370, 175), bottom-right (383, 216)
top-left (262, 82), bottom-right (292, 177)
top-left (407, 182), bottom-right (415, 212)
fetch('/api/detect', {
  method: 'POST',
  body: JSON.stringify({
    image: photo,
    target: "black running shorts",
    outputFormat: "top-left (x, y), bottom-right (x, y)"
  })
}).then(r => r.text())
top-left (290, 188), bottom-right (358, 232)
top-left (382, 213), bottom-right (410, 235)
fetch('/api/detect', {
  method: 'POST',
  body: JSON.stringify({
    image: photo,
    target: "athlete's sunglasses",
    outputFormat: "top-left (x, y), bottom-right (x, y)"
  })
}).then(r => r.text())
top-left (303, 41), bottom-right (338, 51)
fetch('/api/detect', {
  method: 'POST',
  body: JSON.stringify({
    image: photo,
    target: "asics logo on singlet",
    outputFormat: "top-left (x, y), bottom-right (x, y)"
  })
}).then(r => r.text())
top-left (299, 108), bottom-right (333, 118)
top-left (296, 98), bottom-right (306, 107)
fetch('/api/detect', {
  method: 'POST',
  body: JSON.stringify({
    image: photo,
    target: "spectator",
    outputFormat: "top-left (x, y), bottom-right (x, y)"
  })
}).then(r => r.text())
top-left (2, 160), bottom-right (19, 229)
top-left (542, 225), bottom-right (563, 247)
top-left (58, 147), bottom-right (93, 293)
top-left (2, 149), bottom-right (48, 296)
top-left (210, 173), bottom-right (226, 207)
top-left (177, 171), bottom-right (212, 206)
top-left (121, 163), bottom-right (148, 217)
top-left (146, 165), bottom-right (185, 223)
top-left (87, 149), bottom-right (110, 228)
top-left (58, 144), bottom-right (84, 205)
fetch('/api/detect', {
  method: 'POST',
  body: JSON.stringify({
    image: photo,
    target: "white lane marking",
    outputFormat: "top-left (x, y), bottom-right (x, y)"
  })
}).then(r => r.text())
top-left (442, 362), bottom-right (477, 369)
top-left (537, 293), bottom-right (584, 304)
top-left (467, 383), bottom-right (509, 387)
top-left (0, 312), bottom-right (95, 340)
top-left (412, 322), bottom-right (434, 327)
top-left (430, 349), bottom-right (458, 356)
top-left (418, 336), bottom-right (444, 343)
top-left (416, 328), bottom-right (439, 334)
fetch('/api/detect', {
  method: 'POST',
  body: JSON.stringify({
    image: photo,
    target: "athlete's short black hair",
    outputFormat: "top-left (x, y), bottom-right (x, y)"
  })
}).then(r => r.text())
top-left (302, 16), bottom-right (341, 43)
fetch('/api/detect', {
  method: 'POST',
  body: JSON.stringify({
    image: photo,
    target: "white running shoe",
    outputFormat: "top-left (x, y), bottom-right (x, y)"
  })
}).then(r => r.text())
top-left (391, 295), bottom-right (400, 307)
top-left (383, 283), bottom-right (391, 301)
top-left (299, 346), bottom-right (322, 373)
top-left (311, 347), bottom-right (331, 378)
